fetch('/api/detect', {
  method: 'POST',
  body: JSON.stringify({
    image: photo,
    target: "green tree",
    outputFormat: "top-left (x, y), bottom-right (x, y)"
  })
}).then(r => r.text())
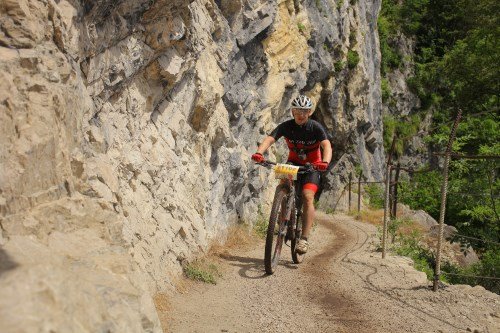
top-left (379, 0), bottom-right (500, 292)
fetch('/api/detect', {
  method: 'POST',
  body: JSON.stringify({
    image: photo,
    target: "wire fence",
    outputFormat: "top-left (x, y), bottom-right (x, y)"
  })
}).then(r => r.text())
top-left (425, 109), bottom-right (498, 133)
top-left (433, 153), bottom-right (500, 160)
top-left (447, 192), bottom-right (500, 198)
top-left (440, 272), bottom-right (500, 281)
top-left (330, 110), bottom-right (500, 291)
top-left (332, 179), bottom-right (500, 284)
top-left (449, 233), bottom-right (500, 247)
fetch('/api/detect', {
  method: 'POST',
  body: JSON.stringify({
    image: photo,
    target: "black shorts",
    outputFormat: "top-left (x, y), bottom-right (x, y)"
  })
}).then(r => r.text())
top-left (287, 162), bottom-right (321, 187)
top-left (298, 169), bottom-right (320, 187)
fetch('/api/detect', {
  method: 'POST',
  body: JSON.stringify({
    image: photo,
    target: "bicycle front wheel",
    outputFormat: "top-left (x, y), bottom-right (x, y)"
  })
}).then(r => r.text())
top-left (264, 185), bottom-right (289, 275)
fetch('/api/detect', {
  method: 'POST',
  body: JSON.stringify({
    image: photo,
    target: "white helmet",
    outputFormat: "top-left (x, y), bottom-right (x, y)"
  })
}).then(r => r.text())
top-left (291, 95), bottom-right (313, 109)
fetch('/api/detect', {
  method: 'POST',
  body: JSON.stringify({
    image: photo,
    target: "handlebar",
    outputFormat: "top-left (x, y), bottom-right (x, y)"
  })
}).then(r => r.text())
top-left (257, 160), bottom-right (323, 174)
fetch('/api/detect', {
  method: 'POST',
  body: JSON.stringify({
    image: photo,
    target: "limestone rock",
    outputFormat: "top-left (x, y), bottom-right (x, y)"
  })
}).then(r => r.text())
top-left (405, 209), bottom-right (438, 230)
top-left (1, 0), bottom-right (388, 329)
top-left (399, 204), bottom-right (480, 267)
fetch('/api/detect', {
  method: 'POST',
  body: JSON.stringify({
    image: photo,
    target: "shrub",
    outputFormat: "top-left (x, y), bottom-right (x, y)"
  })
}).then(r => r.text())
top-left (253, 206), bottom-right (268, 239)
top-left (184, 260), bottom-right (220, 284)
top-left (382, 114), bottom-right (421, 156)
top-left (347, 50), bottom-right (360, 69)
top-left (394, 231), bottom-right (435, 280)
top-left (444, 248), bottom-right (500, 294)
top-left (381, 78), bottom-right (391, 102)
top-left (366, 184), bottom-right (385, 209)
top-left (398, 170), bottom-right (442, 219)
top-left (334, 61), bottom-right (345, 72)
top-left (377, 12), bottom-right (401, 75)
top-left (468, 249), bottom-right (500, 294)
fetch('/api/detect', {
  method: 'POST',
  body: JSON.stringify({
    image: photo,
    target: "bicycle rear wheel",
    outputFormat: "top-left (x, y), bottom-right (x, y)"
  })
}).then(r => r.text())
top-left (291, 213), bottom-right (305, 264)
top-left (264, 185), bottom-right (289, 275)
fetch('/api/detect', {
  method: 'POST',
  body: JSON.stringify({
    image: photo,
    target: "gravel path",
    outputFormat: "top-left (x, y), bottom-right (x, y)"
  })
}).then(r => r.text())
top-left (162, 212), bottom-right (499, 333)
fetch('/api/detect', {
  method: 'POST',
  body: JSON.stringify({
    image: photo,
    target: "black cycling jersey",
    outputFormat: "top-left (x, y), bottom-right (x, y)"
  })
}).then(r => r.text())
top-left (269, 119), bottom-right (328, 165)
top-left (270, 119), bottom-right (328, 146)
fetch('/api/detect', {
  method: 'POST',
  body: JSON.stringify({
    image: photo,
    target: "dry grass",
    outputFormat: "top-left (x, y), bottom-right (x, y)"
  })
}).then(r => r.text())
top-left (171, 275), bottom-right (192, 293)
top-left (355, 209), bottom-right (385, 226)
top-left (355, 207), bottom-right (427, 236)
top-left (183, 258), bottom-right (221, 284)
top-left (153, 293), bottom-right (171, 332)
top-left (154, 293), bottom-right (171, 312)
top-left (175, 223), bottom-right (261, 285)
top-left (208, 224), bottom-right (260, 257)
top-left (397, 220), bottom-right (426, 236)
top-left (154, 223), bottom-right (263, 332)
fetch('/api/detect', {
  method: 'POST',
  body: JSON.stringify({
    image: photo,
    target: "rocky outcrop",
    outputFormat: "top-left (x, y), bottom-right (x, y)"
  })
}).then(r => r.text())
top-left (384, 32), bottom-right (420, 117)
top-left (381, 30), bottom-right (429, 169)
top-left (305, 0), bottom-right (385, 210)
top-left (397, 204), bottom-right (479, 267)
top-left (0, 0), bottom-right (385, 330)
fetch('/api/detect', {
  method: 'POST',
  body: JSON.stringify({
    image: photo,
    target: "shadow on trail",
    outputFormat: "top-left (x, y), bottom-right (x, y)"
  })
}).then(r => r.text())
top-left (218, 253), bottom-right (267, 279)
top-left (281, 260), bottom-right (300, 271)
top-left (0, 248), bottom-right (18, 277)
top-left (219, 252), bottom-right (300, 279)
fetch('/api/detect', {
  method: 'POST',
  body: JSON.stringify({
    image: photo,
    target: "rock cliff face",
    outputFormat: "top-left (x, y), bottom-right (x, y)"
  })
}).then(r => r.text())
top-left (0, 0), bottom-right (383, 330)
top-left (382, 31), bottom-right (428, 168)
top-left (384, 32), bottom-right (420, 117)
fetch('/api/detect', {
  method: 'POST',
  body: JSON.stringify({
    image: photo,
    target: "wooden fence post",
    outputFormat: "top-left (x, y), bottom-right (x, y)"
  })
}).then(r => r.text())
top-left (433, 110), bottom-right (462, 291)
top-left (389, 166), bottom-right (394, 218)
top-left (382, 134), bottom-right (397, 259)
top-left (358, 170), bottom-right (363, 213)
top-left (348, 172), bottom-right (352, 211)
top-left (382, 164), bottom-right (392, 259)
top-left (392, 163), bottom-right (401, 218)
top-left (332, 185), bottom-right (348, 214)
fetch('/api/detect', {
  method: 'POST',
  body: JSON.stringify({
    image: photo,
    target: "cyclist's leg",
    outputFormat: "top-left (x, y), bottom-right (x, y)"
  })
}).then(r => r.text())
top-left (300, 171), bottom-right (320, 239)
top-left (301, 185), bottom-right (317, 238)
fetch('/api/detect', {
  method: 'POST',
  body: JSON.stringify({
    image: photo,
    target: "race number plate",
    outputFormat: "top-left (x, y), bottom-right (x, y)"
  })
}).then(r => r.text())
top-left (273, 163), bottom-right (300, 180)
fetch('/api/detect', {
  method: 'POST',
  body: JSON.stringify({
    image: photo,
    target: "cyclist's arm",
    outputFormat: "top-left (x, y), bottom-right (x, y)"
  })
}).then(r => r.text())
top-left (256, 136), bottom-right (276, 155)
top-left (320, 139), bottom-right (332, 163)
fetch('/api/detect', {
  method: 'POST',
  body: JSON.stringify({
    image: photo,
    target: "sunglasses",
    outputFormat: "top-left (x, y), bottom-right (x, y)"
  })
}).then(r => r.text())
top-left (292, 108), bottom-right (311, 115)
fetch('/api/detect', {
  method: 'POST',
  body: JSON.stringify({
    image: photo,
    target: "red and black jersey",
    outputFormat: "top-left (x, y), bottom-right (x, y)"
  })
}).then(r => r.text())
top-left (269, 119), bottom-right (329, 165)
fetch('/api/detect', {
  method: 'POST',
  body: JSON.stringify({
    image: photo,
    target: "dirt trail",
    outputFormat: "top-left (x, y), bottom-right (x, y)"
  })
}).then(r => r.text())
top-left (162, 213), bottom-right (499, 333)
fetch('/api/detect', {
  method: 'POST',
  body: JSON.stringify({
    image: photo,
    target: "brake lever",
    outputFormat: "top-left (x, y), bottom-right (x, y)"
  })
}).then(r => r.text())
top-left (304, 162), bottom-right (315, 172)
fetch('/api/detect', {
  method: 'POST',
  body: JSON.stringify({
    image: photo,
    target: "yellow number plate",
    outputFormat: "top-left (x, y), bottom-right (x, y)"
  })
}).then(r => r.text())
top-left (274, 164), bottom-right (300, 180)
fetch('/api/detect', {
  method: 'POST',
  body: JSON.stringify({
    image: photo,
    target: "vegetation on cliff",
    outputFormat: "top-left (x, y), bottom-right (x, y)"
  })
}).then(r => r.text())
top-left (379, 0), bottom-right (499, 292)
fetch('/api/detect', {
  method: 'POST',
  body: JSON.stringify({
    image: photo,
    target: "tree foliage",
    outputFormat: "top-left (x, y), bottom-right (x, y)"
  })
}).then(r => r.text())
top-left (379, 0), bottom-right (500, 292)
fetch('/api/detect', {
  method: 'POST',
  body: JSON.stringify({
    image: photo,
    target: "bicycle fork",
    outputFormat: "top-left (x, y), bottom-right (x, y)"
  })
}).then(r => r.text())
top-left (283, 189), bottom-right (297, 243)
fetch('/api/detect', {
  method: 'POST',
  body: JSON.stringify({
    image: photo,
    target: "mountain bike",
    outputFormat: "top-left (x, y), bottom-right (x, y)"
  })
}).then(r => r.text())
top-left (257, 160), bottom-right (320, 275)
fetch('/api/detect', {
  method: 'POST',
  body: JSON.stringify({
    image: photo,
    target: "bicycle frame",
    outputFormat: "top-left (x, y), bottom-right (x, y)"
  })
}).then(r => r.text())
top-left (258, 161), bottom-right (316, 273)
top-left (259, 160), bottom-right (313, 222)
top-left (282, 180), bottom-right (297, 224)
top-left (280, 180), bottom-right (304, 241)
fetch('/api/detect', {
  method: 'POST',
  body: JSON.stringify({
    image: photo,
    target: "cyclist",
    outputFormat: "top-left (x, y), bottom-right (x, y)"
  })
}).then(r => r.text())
top-left (252, 95), bottom-right (332, 254)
